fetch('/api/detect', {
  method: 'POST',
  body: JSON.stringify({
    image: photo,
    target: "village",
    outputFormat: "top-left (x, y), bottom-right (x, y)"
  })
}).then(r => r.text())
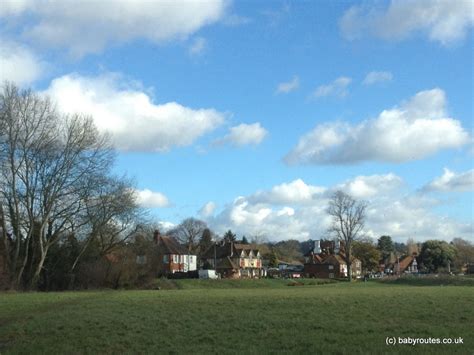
top-left (128, 229), bottom-right (474, 284)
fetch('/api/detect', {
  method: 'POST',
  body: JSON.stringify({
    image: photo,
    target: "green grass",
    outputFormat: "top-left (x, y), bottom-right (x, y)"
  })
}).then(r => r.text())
top-left (377, 274), bottom-right (474, 287)
top-left (1, 282), bottom-right (473, 354)
top-left (153, 277), bottom-right (337, 289)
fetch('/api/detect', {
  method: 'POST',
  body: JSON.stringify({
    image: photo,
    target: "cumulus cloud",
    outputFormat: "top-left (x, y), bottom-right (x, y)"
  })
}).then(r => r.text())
top-left (0, 0), bottom-right (228, 56)
top-left (276, 76), bottom-right (300, 94)
top-left (423, 168), bottom-right (474, 192)
top-left (340, 0), bottom-right (474, 46)
top-left (363, 71), bottom-right (393, 85)
top-left (249, 179), bottom-right (325, 205)
top-left (285, 88), bottom-right (469, 165)
top-left (43, 73), bottom-right (226, 151)
top-left (215, 122), bottom-right (268, 147)
top-left (199, 201), bottom-right (217, 218)
top-left (134, 189), bottom-right (170, 208)
top-left (0, 40), bottom-right (44, 86)
top-left (205, 175), bottom-right (473, 242)
top-left (335, 173), bottom-right (403, 199)
top-left (311, 77), bottom-right (351, 98)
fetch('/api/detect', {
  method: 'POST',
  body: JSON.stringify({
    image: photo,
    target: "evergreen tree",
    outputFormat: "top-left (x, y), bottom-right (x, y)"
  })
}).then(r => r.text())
top-left (223, 230), bottom-right (236, 242)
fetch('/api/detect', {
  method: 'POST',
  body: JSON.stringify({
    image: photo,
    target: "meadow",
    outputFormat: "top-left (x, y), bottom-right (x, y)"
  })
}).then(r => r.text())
top-left (1, 279), bottom-right (473, 354)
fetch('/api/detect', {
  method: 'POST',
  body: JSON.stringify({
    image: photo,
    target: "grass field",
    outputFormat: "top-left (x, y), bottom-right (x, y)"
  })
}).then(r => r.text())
top-left (1, 279), bottom-right (473, 354)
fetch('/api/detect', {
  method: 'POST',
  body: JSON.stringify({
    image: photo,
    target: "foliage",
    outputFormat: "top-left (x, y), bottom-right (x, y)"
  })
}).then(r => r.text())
top-left (198, 228), bottom-right (213, 258)
top-left (268, 250), bottom-right (278, 268)
top-left (222, 229), bottom-right (236, 242)
top-left (377, 235), bottom-right (394, 263)
top-left (419, 240), bottom-right (456, 272)
top-left (451, 238), bottom-right (474, 272)
top-left (0, 83), bottom-right (138, 289)
top-left (378, 274), bottom-right (474, 287)
top-left (353, 239), bottom-right (381, 272)
top-left (273, 239), bottom-right (302, 263)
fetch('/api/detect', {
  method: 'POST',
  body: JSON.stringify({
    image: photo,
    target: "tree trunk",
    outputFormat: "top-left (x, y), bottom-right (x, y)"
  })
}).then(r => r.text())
top-left (28, 244), bottom-right (48, 290)
top-left (347, 262), bottom-right (352, 282)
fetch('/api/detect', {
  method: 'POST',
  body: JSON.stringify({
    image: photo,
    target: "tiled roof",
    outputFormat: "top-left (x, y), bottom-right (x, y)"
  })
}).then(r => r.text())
top-left (157, 236), bottom-right (190, 255)
top-left (398, 255), bottom-right (415, 272)
top-left (202, 242), bottom-right (259, 259)
top-left (217, 256), bottom-right (238, 270)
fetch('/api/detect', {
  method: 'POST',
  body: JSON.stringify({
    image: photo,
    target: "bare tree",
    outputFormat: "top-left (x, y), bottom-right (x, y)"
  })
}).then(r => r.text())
top-left (69, 175), bottom-right (144, 274)
top-left (327, 190), bottom-right (367, 281)
top-left (0, 83), bottom-right (114, 288)
top-left (169, 218), bottom-right (207, 253)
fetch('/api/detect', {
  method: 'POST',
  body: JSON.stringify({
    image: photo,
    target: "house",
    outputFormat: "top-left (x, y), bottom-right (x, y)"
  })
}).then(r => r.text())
top-left (304, 240), bottom-right (362, 279)
top-left (202, 241), bottom-right (264, 278)
top-left (391, 254), bottom-right (418, 275)
top-left (154, 230), bottom-right (197, 276)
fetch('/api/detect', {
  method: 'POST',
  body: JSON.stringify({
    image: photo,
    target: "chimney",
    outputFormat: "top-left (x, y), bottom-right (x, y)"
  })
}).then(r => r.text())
top-left (153, 230), bottom-right (160, 245)
top-left (314, 240), bottom-right (321, 254)
top-left (334, 240), bottom-right (340, 254)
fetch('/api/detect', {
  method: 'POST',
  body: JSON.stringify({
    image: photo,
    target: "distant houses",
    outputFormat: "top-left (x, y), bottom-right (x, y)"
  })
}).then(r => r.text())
top-left (201, 241), bottom-right (265, 278)
top-left (153, 230), bottom-right (197, 276)
top-left (303, 240), bottom-right (362, 279)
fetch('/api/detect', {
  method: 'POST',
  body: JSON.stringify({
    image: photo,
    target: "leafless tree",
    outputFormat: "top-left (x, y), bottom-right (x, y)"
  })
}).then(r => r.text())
top-left (327, 190), bottom-right (367, 281)
top-left (169, 217), bottom-right (207, 253)
top-left (69, 175), bottom-right (144, 273)
top-left (0, 82), bottom-right (114, 288)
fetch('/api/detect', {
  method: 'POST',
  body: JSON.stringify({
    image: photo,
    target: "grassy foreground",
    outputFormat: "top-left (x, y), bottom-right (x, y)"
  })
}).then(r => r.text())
top-left (1, 280), bottom-right (473, 354)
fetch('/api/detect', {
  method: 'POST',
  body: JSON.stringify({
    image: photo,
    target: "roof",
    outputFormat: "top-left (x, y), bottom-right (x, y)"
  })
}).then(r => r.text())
top-left (398, 255), bottom-right (415, 272)
top-left (216, 256), bottom-right (239, 270)
top-left (202, 241), bottom-right (260, 259)
top-left (157, 236), bottom-right (191, 255)
top-left (323, 254), bottom-right (346, 265)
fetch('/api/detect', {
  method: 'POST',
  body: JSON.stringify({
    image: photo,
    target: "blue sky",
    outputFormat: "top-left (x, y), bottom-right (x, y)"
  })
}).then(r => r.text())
top-left (1, 0), bottom-right (473, 242)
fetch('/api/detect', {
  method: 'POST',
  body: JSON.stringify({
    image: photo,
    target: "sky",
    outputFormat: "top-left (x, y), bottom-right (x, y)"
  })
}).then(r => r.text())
top-left (1, 0), bottom-right (473, 243)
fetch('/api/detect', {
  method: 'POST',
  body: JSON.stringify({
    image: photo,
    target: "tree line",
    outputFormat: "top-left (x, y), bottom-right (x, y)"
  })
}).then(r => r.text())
top-left (0, 83), bottom-right (472, 291)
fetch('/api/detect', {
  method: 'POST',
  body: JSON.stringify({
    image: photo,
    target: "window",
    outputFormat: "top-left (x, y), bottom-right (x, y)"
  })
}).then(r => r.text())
top-left (163, 255), bottom-right (168, 263)
top-left (328, 265), bottom-right (334, 270)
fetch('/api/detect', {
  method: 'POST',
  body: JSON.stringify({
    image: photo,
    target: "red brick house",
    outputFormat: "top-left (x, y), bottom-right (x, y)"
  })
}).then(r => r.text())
top-left (154, 231), bottom-right (197, 276)
top-left (304, 240), bottom-right (362, 279)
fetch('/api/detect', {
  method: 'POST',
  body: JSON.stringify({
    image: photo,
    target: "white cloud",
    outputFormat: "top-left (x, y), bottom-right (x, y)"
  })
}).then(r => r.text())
top-left (158, 221), bottom-right (176, 232)
top-left (423, 168), bottom-right (474, 192)
top-left (311, 77), bottom-right (351, 98)
top-left (363, 71), bottom-right (393, 85)
top-left (249, 179), bottom-right (325, 205)
top-left (0, 0), bottom-right (228, 57)
top-left (216, 122), bottom-right (268, 146)
top-left (189, 37), bottom-right (207, 56)
top-left (285, 88), bottom-right (470, 165)
top-left (199, 201), bottom-right (217, 217)
top-left (276, 76), bottom-right (300, 94)
top-left (0, 40), bottom-right (44, 86)
top-left (335, 173), bottom-right (403, 199)
top-left (0, 0), bottom-right (32, 16)
top-left (135, 189), bottom-right (170, 208)
top-left (340, 0), bottom-right (474, 46)
top-left (205, 175), bottom-right (473, 242)
top-left (44, 73), bottom-right (226, 151)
